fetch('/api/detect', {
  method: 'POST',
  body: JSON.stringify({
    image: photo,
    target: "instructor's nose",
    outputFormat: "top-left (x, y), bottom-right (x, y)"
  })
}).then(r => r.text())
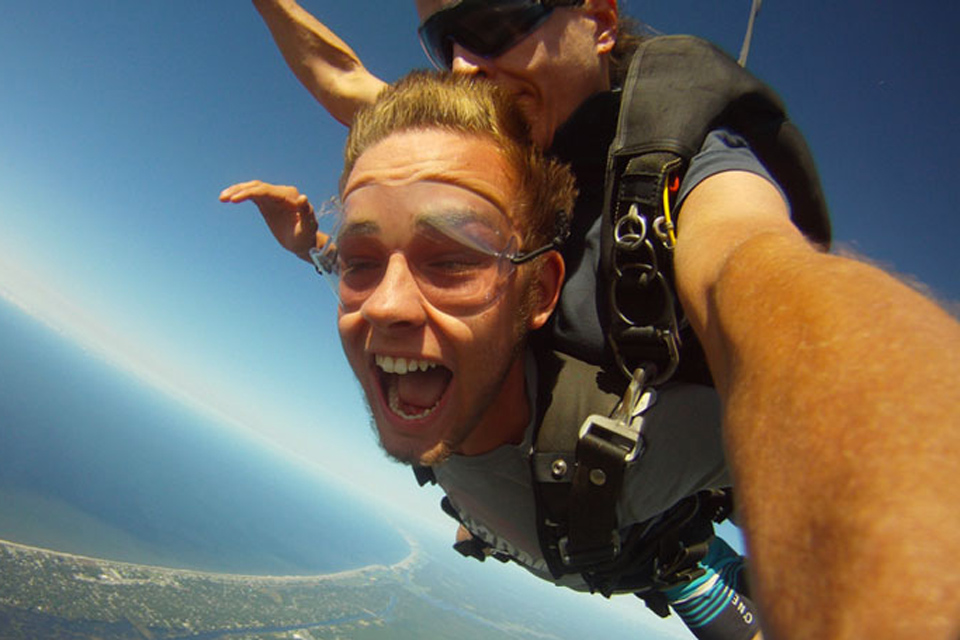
top-left (451, 44), bottom-right (494, 78)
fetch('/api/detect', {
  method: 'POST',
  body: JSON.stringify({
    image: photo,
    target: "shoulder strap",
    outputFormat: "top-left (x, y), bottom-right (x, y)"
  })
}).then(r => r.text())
top-left (601, 35), bottom-right (831, 382)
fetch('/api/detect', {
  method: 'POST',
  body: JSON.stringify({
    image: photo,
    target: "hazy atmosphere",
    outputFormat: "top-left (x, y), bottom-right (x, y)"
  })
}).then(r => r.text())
top-left (1, 1), bottom-right (958, 638)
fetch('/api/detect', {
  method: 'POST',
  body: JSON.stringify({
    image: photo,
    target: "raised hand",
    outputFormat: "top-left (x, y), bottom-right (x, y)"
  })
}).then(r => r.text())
top-left (220, 180), bottom-right (323, 262)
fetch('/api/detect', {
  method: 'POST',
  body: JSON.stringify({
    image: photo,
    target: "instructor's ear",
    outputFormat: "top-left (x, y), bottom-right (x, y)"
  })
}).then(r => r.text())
top-left (585, 0), bottom-right (618, 56)
top-left (528, 251), bottom-right (565, 331)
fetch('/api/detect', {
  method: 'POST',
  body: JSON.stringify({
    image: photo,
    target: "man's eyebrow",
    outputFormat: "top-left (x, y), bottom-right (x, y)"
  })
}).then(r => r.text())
top-left (337, 219), bottom-right (380, 240)
top-left (344, 173), bottom-right (510, 212)
top-left (337, 208), bottom-right (509, 245)
top-left (414, 208), bottom-right (502, 233)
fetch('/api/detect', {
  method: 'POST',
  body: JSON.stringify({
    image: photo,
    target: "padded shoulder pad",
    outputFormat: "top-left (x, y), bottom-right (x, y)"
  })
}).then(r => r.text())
top-left (616, 36), bottom-right (830, 244)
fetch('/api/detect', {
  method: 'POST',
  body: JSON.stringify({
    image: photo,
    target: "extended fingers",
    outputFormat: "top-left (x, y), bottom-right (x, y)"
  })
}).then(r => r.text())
top-left (219, 180), bottom-right (263, 203)
top-left (219, 180), bottom-right (300, 205)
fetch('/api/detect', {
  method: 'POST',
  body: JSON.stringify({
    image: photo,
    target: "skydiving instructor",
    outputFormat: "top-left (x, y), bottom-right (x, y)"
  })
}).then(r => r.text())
top-left (220, 1), bottom-right (960, 638)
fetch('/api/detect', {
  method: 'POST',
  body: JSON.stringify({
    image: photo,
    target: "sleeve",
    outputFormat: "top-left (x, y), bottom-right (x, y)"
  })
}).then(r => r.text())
top-left (676, 127), bottom-right (789, 215)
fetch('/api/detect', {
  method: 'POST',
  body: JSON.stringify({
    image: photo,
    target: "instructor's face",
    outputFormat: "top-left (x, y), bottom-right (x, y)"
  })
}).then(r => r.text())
top-left (414, 0), bottom-right (614, 147)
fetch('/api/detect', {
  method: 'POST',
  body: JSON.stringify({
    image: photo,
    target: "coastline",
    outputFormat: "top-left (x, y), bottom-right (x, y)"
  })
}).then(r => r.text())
top-left (0, 533), bottom-right (418, 584)
top-left (0, 532), bottom-right (421, 638)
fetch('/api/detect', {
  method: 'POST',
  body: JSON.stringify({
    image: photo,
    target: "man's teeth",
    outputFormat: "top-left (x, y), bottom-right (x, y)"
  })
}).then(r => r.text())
top-left (376, 355), bottom-right (438, 375)
top-left (375, 355), bottom-right (444, 420)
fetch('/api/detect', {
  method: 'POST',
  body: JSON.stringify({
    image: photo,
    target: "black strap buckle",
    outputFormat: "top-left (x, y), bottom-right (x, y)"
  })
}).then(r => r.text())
top-left (560, 368), bottom-right (657, 570)
top-left (578, 414), bottom-right (644, 464)
top-left (559, 529), bottom-right (621, 568)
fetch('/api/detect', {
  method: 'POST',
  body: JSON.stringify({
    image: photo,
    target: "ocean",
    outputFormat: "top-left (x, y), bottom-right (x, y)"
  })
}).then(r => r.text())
top-left (0, 297), bottom-right (408, 576)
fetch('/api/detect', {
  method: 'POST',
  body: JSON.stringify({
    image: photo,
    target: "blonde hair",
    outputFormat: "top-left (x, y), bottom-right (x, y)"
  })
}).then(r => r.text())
top-left (342, 71), bottom-right (576, 250)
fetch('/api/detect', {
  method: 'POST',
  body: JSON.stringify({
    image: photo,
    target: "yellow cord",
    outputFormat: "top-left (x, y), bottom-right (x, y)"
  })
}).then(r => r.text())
top-left (662, 178), bottom-right (678, 247)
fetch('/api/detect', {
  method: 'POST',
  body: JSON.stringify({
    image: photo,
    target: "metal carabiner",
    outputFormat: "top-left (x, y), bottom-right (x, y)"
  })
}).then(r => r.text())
top-left (615, 204), bottom-right (648, 252)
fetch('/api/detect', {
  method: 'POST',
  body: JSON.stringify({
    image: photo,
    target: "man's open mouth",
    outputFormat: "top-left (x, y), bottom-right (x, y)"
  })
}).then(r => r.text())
top-left (376, 355), bottom-right (453, 420)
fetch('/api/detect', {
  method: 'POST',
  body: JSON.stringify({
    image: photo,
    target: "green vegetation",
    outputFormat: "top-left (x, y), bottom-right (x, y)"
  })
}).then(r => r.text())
top-left (0, 540), bottom-right (400, 639)
top-left (0, 539), bottom-right (570, 639)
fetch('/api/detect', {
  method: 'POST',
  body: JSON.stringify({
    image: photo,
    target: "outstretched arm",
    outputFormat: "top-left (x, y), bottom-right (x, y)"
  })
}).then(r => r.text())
top-left (220, 180), bottom-right (326, 263)
top-left (675, 171), bottom-right (960, 639)
top-left (252, 0), bottom-right (386, 125)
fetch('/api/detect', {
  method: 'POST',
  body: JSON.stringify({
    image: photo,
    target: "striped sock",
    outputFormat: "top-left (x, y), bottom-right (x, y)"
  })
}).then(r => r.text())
top-left (662, 537), bottom-right (761, 640)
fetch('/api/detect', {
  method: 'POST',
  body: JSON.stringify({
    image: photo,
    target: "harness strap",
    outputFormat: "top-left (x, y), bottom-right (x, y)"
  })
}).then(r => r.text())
top-left (601, 36), bottom-right (831, 383)
top-left (606, 152), bottom-right (685, 383)
top-left (530, 350), bottom-right (624, 578)
top-left (580, 489), bottom-right (734, 600)
top-left (413, 465), bottom-right (436, 486)
top-left (529, 350), bottom-right (735, 597)
top-left (562, 426), bottom-right (629, 566)
top-left (440, 496), bottom-right (512, 563)
top-left (562, 364), bottom-right (654, 568)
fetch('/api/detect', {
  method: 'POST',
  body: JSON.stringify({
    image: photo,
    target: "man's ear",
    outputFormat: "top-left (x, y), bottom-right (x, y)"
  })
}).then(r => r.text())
top-left (528, 251), bottom-right (565, 331)
top-left (585, 0), bottom-right (618, 56)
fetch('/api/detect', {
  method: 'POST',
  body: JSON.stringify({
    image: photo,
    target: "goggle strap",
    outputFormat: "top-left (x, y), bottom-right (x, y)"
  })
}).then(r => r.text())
top-left (510, 241), bottom-right (559, 265)
top-left (510, 209), bottom-right (571, 264)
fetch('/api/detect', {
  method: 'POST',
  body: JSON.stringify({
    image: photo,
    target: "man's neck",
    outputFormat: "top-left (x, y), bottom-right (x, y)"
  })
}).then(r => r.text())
top-left (456, 353), bottom-right (531, 456)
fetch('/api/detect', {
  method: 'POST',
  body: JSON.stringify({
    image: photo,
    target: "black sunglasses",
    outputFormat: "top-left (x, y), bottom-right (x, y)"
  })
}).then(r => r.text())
top-left (418, 0), bottom-right (585, 70)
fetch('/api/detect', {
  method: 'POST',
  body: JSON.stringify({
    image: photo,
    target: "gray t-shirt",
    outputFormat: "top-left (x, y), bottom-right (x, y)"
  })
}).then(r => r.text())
top-left (434, 351), bottom-right (729, 588)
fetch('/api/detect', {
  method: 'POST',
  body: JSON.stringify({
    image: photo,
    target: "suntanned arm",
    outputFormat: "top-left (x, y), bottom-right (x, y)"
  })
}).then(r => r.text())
top-left (675, 171), bottom-right (960, 639)
top-left (252, 0), bottom-right (386, 125)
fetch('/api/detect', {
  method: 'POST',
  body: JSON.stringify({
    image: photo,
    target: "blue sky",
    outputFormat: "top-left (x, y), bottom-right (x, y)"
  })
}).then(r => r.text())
top-left (1, 0), bottom-right (958, 564)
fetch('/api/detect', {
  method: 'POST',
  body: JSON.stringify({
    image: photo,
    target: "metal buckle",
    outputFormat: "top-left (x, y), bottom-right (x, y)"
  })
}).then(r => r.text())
top-left (578, 414), bottom-right (644, 463)
top-left (577, 367), bottom-right (657, 464)
top-left (609, 269), bottom-right (681, 385)
top-left (559, 530), bottom-right (621, 567)
top-left (612, 328), bottom-right (679, 386)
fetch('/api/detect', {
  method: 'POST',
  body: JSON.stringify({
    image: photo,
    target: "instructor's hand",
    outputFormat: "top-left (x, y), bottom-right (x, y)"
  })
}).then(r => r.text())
top-left (220, 180), bottom-right (321, 261)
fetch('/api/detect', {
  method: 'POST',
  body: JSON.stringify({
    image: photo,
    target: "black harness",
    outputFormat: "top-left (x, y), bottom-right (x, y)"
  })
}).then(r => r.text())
top-left (417, 35), bottom-right (830, 614)
top-left (528, 350), bottom-right (734, 615)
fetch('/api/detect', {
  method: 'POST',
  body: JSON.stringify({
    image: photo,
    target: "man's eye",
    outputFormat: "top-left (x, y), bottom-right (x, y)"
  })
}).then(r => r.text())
top-left (340, 254), bottom-right (367, 266)
top-left (424, 253), bottom-right (488, 274)
top-left (339, 257), bottom-right (383, 284)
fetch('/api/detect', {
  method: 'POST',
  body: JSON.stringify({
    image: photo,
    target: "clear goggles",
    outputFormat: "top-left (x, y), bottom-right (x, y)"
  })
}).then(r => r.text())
top-left (310, 208), bottom-right (559, 316)
top-left (418, 0), bottom-right (584, 70)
